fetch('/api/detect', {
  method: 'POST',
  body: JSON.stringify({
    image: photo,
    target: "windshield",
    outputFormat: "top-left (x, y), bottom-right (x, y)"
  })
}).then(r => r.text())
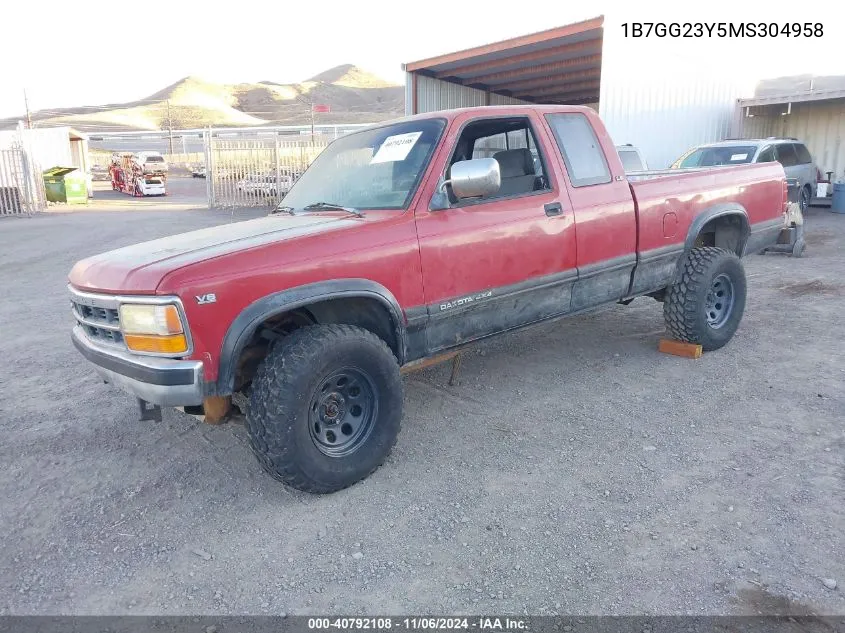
top-left (677, 145), bottom-right (757, 168)
top-left (282, 118), bottom-right (446, 210)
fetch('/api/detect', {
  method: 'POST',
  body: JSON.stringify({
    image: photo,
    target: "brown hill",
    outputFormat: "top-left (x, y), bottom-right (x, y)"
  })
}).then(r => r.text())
top-left (0, 65), bottom-right (404, 131)
top-left (307, 64), bottom-right (397, 88)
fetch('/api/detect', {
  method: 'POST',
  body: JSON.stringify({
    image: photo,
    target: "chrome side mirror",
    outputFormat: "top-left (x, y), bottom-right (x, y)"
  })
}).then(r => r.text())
top-left (442, 158), bottom-right (501, 199)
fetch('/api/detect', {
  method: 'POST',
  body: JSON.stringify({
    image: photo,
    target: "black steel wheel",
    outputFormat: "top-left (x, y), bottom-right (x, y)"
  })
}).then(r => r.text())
top-left (664, 247), bottom-right (747, 351)
top-left (704, 273), bottom-right (735, 329)
top-left (308, 367), bottom-right (378, 457)
top-left (246, 324), bottom-right (403, 493)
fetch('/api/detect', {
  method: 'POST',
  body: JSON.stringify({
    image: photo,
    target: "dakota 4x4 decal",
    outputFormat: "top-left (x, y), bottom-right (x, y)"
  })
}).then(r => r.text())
top-left (439, 290), bottom-right (493, 311)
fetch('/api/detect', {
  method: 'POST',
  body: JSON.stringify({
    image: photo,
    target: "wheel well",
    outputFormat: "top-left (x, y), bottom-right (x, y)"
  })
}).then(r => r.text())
top-left (692, 213), bottom-right (748, 256)
top-left (230, 297), bottom-right (401, 394)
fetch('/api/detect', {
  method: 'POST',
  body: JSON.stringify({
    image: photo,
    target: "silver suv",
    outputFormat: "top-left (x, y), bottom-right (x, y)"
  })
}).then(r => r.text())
top-left (671, 138), bottom-right (817, 211)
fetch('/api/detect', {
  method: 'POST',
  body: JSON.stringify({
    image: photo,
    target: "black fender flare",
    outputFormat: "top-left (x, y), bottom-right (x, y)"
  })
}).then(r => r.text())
top-left (672, 203), bottom-right (750, 282)
top-left (215, 279), bottom-right (407, 395)
top-left (683, 203), bottom-right (750, 253)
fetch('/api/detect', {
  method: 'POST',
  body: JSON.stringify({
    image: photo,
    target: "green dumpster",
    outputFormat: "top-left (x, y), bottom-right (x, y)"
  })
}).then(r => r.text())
top-left (43, 167), bottom-right (88, 204)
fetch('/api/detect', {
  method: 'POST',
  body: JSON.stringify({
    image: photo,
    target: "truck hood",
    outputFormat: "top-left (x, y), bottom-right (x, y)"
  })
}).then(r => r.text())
top-left (69, 214), bottom-right (354, 293)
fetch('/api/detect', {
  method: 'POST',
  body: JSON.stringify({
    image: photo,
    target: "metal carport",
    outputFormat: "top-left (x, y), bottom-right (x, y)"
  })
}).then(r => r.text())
top-left (402, 16), bottom-right (747, 169)
top-left (403, 17), bottom-right (604, 112)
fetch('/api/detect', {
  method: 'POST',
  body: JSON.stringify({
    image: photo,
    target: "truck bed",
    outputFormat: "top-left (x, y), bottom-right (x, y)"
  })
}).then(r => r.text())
top-left (628, 162), bottom-right (786, 254)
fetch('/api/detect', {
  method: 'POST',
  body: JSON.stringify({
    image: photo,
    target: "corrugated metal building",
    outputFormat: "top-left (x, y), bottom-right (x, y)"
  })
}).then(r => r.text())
top-left (403, 16), bottom-right (749, 169)
top-left (734, 75), bottom-right (845, 181)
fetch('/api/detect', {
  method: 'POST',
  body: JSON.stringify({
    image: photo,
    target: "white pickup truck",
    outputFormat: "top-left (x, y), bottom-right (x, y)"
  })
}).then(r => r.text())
top-left (236, 174), bottom-right (294, 197)
top-left (132, 152), bottom-right (168, 174)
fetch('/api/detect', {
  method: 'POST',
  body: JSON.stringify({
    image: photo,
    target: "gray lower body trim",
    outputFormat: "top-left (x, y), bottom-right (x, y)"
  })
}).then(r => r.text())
top-left (744, 218), bottom-right (784, 256)
top-left (571, 254), bottom-right (637, 311)
top-left (629, 244), bottom-right (684, 297)
top-left (425, 270), bottom-right (578, 353)
top-left (423, 257), bottom-right (640, 354)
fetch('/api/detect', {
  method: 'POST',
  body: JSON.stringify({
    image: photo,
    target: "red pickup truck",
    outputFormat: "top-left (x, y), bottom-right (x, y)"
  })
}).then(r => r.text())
top-left (69, 105), bottom-right (787, 493)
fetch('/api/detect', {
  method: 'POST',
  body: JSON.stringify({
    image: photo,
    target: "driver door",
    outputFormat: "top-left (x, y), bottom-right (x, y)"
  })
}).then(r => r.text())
top-left (414, 111), bottom-right (577, 354)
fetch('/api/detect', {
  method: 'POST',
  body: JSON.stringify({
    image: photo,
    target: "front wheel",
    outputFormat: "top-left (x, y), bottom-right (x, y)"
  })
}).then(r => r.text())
top-left (246, 324), bottom-right (403, 493)
top-left (663, 247), bottom-right (747, 351)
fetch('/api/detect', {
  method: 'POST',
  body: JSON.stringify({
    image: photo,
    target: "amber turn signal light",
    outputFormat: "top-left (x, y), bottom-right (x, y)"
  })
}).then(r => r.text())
top-left (124, 333), bottom-right (188, 354)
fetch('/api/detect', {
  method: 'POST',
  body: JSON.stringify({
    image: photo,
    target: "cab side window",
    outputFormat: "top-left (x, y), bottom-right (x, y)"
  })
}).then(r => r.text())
top-left (544, 113), bottom-right (611, 187)
top-left (447, 117), bottom-right (550, 204)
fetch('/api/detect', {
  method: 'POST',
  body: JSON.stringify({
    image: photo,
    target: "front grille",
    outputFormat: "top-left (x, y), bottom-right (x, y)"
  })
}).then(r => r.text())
top-left (70, 293), bottom-right (124, 348)
top-left (75, 303), bottom-right (120, 325)
top-left (79, 322), bottom-right (124, 345)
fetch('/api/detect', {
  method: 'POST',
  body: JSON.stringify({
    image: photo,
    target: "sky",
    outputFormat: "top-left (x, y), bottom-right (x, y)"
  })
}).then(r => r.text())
top-left (1, 0), bottom-right (842, 120)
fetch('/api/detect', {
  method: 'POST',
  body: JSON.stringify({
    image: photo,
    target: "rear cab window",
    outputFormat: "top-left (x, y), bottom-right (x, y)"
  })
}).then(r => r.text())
top-left (544, 113), bottom-right (611, 187)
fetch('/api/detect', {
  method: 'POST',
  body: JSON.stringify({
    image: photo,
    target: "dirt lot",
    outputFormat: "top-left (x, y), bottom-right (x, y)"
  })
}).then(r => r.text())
top-left (0, 205), bottom-right (842, 616)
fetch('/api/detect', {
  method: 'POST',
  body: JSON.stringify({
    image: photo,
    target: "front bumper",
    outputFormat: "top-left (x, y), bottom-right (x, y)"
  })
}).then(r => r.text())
top-left (72, 326), bottom-right (204, 406)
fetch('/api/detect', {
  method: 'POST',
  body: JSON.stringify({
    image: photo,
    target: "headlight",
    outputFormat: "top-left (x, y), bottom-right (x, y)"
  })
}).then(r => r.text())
top-left (119, 303), bottom-right (188, 354)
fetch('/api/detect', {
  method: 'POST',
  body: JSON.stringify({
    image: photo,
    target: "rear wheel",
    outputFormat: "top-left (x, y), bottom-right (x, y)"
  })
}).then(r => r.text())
top-left (800, 185), bottom-right (811, 212)
top-left (246, 324), bottom-right (403, 493)
top-left (663, 247), bottom-right (747, 351)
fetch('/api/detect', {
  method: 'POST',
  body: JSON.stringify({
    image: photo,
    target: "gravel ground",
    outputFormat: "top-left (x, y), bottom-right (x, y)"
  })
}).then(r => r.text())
top-left (0, 205), bottom-right (842, 616)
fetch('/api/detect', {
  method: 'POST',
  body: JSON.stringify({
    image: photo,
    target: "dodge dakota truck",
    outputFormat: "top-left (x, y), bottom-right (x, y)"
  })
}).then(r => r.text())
top-left (69, 105), bottom-right (787, 493)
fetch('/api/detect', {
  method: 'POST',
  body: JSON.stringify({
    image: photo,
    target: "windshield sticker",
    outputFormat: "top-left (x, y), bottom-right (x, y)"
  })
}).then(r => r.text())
top-left (370, 132), bottom-right (423, 164)
top-left (730, 153), bottom-right (748, 161)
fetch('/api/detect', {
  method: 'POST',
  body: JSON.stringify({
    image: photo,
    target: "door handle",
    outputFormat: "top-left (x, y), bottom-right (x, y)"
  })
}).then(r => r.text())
top-left (544, 202), bottom-right (563, 217)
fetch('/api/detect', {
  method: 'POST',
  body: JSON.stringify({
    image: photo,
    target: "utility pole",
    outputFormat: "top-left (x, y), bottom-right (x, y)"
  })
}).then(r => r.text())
top-left (166, 99), bottom-right (175, 156)
top-left (23, 89), bottom-right (33, 129)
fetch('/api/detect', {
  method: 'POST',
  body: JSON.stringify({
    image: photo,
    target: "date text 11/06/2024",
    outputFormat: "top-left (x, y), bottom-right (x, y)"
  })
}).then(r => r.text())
top-left (308, 618), bottom-right (527, 630)
top-left (622, 22), bottom-right (823, 37)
